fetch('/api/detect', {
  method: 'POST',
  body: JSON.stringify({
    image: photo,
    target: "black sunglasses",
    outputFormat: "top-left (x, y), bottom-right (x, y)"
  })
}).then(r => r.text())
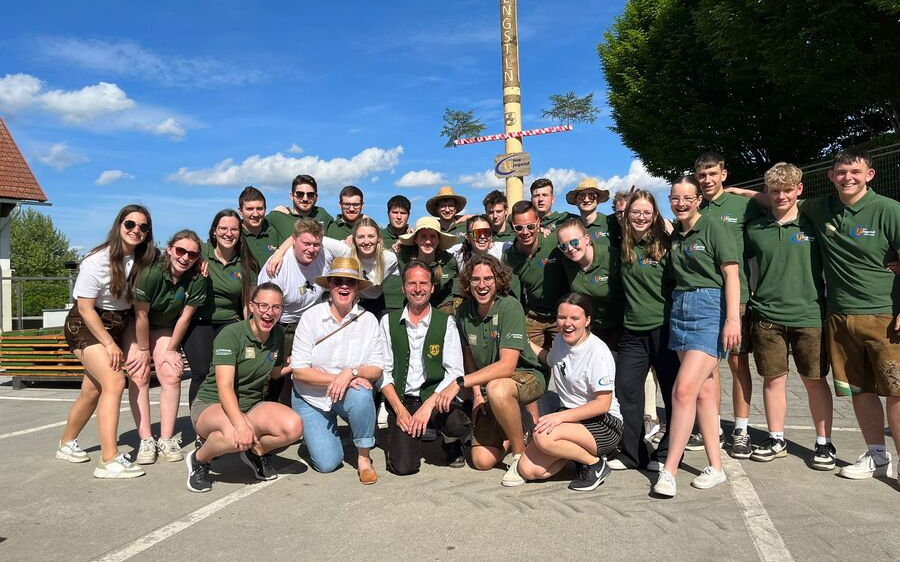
top-left (123, 220), bottom-right (150, 234)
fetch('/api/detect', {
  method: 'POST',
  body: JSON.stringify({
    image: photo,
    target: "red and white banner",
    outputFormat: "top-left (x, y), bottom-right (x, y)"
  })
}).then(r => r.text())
top-left (453, 124), bottom-right (573, 146)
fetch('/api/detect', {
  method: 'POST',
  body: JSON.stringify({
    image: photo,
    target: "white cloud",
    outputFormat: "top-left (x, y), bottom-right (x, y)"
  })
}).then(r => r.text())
top-left (95, 169), bottom-right (135, 186)
top-left (593, 159), bottom-right (669, 195)
top-left (395, 169), bottom-right (448, 188)
top-left (33, 37), bottom-right (268, 88)
top-left (458, 169), bottom-right (505, 190)
top-left (36, 142), bottom-right (89, 171)
top-left (0, 73), bottom-right (189, 140)
top-left (537, 168), bottom-right (589, 193)
top-left (168, 146), bottom-right (404, 189)
top-left (286, 143), bottom-right (304, 154)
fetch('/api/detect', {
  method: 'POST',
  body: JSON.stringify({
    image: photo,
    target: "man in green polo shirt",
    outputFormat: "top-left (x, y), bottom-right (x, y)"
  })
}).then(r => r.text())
top-left (530, 178), bottom-right (571, 231)
top-left (437, 254), bottom-right (544, 487)
top-left (382, 195), bottom-right (412, 315)
top-left (695, 151), bottom-right (763, 458)
top-left (800, 148), bottom-right (900, 481)
top-left (266, 174), bottom-right (334, 243)
top-left (744, 163), bottom-right (835, 469)
top-left (326, 185), bottom-right (365, 239)
top-left (239, 187), bottom-right (283, 266)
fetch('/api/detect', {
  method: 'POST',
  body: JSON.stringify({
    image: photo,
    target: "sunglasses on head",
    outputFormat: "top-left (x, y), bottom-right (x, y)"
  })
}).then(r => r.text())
top-left (557, 238), bottom-right (585, 252)
top-left (512, 222), bottom-right (538, 233)
top-left (172, 246), bottom-right (201, 260)
top-left (122, 220), bottom-right (150, 234)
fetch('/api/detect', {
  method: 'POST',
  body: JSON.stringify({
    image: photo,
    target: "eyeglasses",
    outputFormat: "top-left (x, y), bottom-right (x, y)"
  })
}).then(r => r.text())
top-left (470, 276), bottom-right (495, 286)
top-left (668, 196), bottom-right (698, 204)
top-left (252, 301), bottom-right (283, 314)
top-left (341, 202), bottom-right (362, 209)
top-left (216, 226), bottom-right (240, 235)
top-left (628, 210), bottom-right (654, 218)
top-left (576, 192), bottom-right (598, 201)
top-left (469, 227), bottom-right (492, 239)
top-left (122, 220), bottom-right (150, 234)
top-left (557, 238), bottom-right (585, 252)
top-left (329, 277), bottom-right (359, 288)
top-left (293, 190), bottom-right (316, 200)
top-left (511, 222), bottom-right (538, 233)
top-left (172, 246), bottom-right (201, 260)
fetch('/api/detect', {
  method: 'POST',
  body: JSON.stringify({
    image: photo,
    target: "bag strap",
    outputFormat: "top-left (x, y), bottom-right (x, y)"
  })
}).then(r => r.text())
top-left (314, 312), bottom-right (362, 346)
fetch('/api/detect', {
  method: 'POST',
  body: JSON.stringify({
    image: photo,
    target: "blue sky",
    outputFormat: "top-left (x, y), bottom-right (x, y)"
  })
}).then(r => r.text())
top-left (1, 0), bottom-right (668, 251)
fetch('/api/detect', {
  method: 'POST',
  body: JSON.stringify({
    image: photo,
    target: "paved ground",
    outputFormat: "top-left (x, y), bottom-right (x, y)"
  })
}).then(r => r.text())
top-left (1, 364), bottom-right (897, 562)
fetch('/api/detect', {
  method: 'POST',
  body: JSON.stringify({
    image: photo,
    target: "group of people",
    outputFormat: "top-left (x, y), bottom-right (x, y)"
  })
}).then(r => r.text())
top-left (54, 148), bottom-right (900, 499)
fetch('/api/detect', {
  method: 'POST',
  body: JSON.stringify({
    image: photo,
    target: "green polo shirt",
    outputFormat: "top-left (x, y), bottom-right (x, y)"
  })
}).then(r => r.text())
top-left (503, 234), bottom-right (569, 316)
top-left (380, 226), bottom-right (408, 312)
top-left (561, 239), bottom-right (624, 330)
top-left (492, 224), bottom-right (517, 243)
top-left (196, 320), bottom-right (284, 412)
top-left (455, 295), bottom-right (544, 388)
top-left (380, 225), bottom-right (409, 247)
top-left (266, 206), bottom-right (334, 244)
top-left (800, 190), bottom-right (900, 315)
top-left (134, 261), bottom-right (207, 328)
top-left (583, 213), bottom-right (619, 248)
top-left (196, 243), bottom-right (258, 323)
top-left (540, 210), bottom-right (572, 231)
top-left (620, 240), bottom-right (672, 331)
top-left (700, 191), bottom-right (763, 303)
top-left (326, 214), bottom-right (360, 240)
top-left (746, 213), bottom-right (824, 327)
top-left (243, 219), bottom-right (283, 267)
top-left (670, 214), bottom-right (739, 291)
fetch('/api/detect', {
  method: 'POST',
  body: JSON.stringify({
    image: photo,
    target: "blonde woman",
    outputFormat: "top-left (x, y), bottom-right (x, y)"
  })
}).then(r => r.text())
top-left (349, 217), bottom-right (399, 317)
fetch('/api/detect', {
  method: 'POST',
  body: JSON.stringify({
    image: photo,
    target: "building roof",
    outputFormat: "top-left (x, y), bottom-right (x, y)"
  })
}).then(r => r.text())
top-left (0, 118), bottom-right (48, 203)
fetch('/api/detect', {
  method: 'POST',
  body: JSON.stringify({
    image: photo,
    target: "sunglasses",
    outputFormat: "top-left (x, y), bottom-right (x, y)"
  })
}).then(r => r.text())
top-left (557, 238), bottom-right (585, 252)
top-left (293, 190), bottom-right (316, 200)
top-left (469, 227), bottom-right (492, 239)
top-left (512, 222), bottom-right (538, 233)
top-left (329, 277), bottom-right (359, 288)
top-left (172, 246), bottom-right (201, 260)
top-left (122, 220), bottom-right (150, 234)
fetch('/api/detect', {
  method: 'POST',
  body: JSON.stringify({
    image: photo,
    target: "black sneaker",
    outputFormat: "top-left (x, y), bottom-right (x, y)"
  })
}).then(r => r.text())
top-left (811, 442), bottom-right (837, 471)
top-left (685, 432), bottom-right (705, 451)
top-left (751, 437), bottom-right (786, 462)
top-left (568, 458), bottom-right (611, 492)
top-left (185, 449), bottom-right (212, 493)
top-left (730, 428), bottom-right (752, 459)
top-left (443, 440), bottom-right (465, 468)
top-left (241, 449), bottom-right (277, 481)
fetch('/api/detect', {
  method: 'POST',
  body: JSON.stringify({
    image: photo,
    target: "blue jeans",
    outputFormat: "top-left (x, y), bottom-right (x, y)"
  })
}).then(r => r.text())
top-left (291, 386), bottom-right (376, 473)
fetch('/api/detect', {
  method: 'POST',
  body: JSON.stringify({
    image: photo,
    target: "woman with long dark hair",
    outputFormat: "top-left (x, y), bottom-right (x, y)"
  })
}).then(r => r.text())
top-left (56, 204), bottom-right (157, 478)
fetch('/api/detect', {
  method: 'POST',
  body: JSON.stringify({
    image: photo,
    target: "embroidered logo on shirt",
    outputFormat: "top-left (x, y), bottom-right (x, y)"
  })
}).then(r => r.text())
top-left (468, 334), bottom-right (478, 345)
top-left (790, 232), bottom-right (814, 244)
top-left (720, 215), bottom-right (738, 224)
top-left (639, 257), bottom-right (659, 267)
top-left (214, 348), bottom-right (231, 356)
top-left (229, 271), bottom-right (242, 280)
top-left (850, 226), bottom-right (877, 238)
top-left (592, 275), bottom-right (609, 284)
top-left (428, 344), bottom-right (441, 357)
top-left (684, 242), bottom-right (706, 256)
top-left (245, 347), bottom-right (256, 359)
top-left (267, 244), bottom-right (277, 252)
top-left (267, 351), bottom-right (278, 362)
top-left (592, 231), bottom-right (609, 239)
top-left (598, 376), bottom-right (612, 386)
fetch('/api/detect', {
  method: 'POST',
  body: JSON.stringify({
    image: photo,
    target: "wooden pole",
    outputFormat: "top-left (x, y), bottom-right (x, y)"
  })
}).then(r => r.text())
top-left (500, 0), bottom-right (524, 205)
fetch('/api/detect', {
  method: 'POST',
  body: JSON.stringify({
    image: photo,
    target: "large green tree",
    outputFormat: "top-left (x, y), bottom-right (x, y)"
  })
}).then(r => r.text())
top-left (439, 108), bottom-right (487, 148)
top-left (598, 0), bottom-right (900, 182)
top-left (10, 208), bottom-right (80, 316)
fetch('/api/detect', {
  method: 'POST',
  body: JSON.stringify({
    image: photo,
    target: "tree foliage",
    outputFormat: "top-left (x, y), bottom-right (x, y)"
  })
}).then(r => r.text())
top-left (598, 0), bottom-right (900, 182)
top-left (541, 91), bottom-right (601, 125)
top-left (10, 208), bottom-right (80, 316)
top-left (440, 108), bottom-right (487, 148)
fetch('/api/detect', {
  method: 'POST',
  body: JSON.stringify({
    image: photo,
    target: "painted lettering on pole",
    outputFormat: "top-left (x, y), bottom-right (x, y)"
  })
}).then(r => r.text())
top-left (500, 0), bottom-right (519, 89)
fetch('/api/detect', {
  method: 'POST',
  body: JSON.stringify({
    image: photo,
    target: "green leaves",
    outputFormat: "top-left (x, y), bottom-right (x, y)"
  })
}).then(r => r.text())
top-left (439, 108), bottom-right (487, 148)
top-left (10, 208), bottom-right (79, 315)
top-left (541, 92), bottom-right (601, 125)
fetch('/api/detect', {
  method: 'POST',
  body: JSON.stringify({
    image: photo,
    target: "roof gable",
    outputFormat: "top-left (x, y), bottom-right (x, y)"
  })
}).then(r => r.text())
top-left (0, 118), bottom-right (49, 202)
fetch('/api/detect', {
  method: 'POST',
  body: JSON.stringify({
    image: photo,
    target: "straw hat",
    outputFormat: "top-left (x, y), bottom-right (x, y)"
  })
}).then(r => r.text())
top-left (314, 256), bottom-right (373, 291)
top-left (565, 177), bottom-right (610, 205)
top-left (399, 217), bottom-right (457, 250)
top-left (425, 185), bottom-right (467, 217)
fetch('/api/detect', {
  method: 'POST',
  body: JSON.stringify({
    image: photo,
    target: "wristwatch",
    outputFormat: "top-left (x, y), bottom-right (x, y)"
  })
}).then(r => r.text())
top-left (351, 368), bottom-right (360, 378)
top-left (455, 375), bottom-right (465, 389)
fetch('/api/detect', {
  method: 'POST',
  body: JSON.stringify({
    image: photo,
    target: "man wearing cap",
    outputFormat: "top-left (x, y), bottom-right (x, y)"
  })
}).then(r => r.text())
top-left (530, 178), bottom-right (572, 231)
top-left (378, 260), bottom-right (470, 474)
top-left (566, 178), bottom-right (619, 247)
top-left (427, 186), bottom-right (469, 239)
top-left (267, 174), bottom-right (334, 243)
top-left (291, 256), bottom-right (384, 484)
top-left (258, 218), bottom-right (349, 402)
top-left (397, 217), bottom-right (460, 313)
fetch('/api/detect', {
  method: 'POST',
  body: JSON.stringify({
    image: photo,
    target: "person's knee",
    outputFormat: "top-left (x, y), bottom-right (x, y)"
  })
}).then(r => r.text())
top-left (102, 375), bottom-right (126, 394)
top-left (470, 449), bottom-right (498, 470)
top-left (387, 449), bottom-right (420, 476)
top-left (516, 458), bottom-right (545, 481)
top-left (486, 378), bottom-right (516, 402)
top-left (310, 451), bottom-right (343, 473)
top-left (671, 383), bottom-right (694, 405)
top-left (344, 386), bottom-right (374, 411)
top-left (532, 430), bottom-right (555, 452)
top-left (286, 415), bottom-right (304, 442)
top-left (697, 381), bottom-right (718, 404)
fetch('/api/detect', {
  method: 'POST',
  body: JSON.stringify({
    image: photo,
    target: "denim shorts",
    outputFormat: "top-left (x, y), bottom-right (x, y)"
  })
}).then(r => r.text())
top-left (669, 288), bottom-right (725, 359)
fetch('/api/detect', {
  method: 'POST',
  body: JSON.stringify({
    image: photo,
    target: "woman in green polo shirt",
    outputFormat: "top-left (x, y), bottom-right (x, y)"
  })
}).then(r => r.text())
top-left (185, 283), bottom-right (302, 493)
top-left (653, 176), bottom-right (740, 498)
top-left (128, 229), bottom-right (206, 465)
top-left (397, 217), bottom-right (459, 314)
top-left (556, 218), bottom-right (624, 350)
top-left (184, 210), bottom-right (259, 406)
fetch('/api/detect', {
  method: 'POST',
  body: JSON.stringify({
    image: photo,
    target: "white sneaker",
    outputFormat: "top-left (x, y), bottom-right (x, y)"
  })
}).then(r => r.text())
top-left (838, 451), bottom-right (893, 480)
top-left (606, 458), bottom-right (628, 470)
top-left (653, 470), bottom-right (676, 497)
top-left (501, 454), bottom-right (525, 487)
top-left (93, 453), bottom-right (146, 479)
top-left (157, 437), bottom-right (184, 462)
top-left (377, 402), bottom-right (389, 429)
top-left (135, 437), bottom-right (158, 465)
top-left (56, 439), bottom-right (90, 463)
top-left (691, 466), bottom-right (727, 489)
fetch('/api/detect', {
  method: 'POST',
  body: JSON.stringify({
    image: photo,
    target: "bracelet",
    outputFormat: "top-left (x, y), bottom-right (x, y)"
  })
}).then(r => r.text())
top-left (138, 347), bottom-right (150, 352)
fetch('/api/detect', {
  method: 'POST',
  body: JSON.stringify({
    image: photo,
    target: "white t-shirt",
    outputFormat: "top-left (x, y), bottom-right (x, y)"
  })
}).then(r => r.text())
top-left (547, 332), bottom-right (621, 420)
top-left (291, 301), bottom-right (385, 411)
top-left (357, 250), bottom-right (399, 300)
top-left (449, 240), bottom-right (506, 274)
top-left (72, 247), bottom-right (134, 311)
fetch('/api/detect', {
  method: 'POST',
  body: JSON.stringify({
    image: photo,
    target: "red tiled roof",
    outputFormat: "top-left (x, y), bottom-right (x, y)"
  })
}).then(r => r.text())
top-left (0, 118), bottom-right (48, 202)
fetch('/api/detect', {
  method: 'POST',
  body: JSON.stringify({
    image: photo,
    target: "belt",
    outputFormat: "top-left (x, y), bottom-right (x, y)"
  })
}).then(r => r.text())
top-left (525, 308), bottom-right (555, 322)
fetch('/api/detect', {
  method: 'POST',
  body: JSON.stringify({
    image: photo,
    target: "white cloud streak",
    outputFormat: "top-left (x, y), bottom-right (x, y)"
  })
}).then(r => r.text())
top-left (395, 169), bottom-right (448, 187)
top-left (36, 142), bottom-right (89, 171)
top-left (95, 169), bottom-right (135, 186)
